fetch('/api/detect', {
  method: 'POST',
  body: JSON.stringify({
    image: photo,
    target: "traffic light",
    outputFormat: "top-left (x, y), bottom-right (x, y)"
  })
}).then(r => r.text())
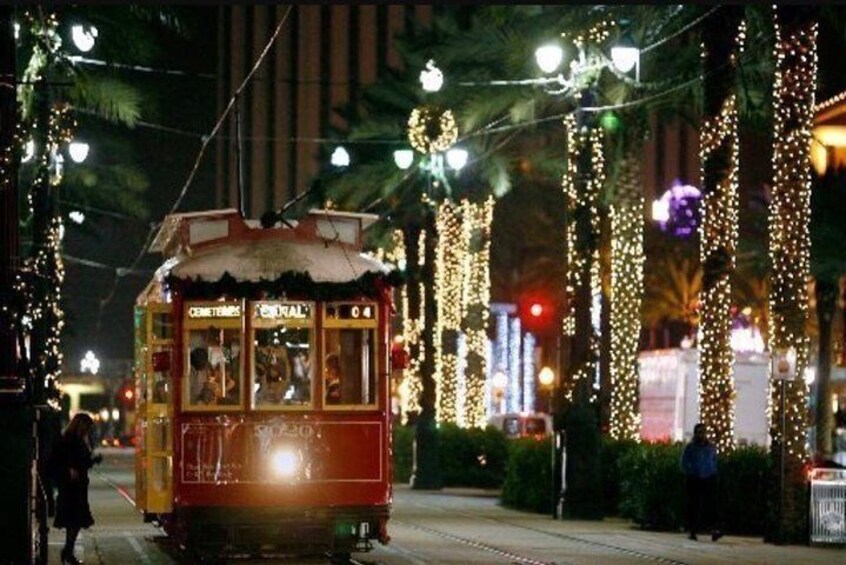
top-left (520, 296), bottom-right (555, 335)
top-left (116, 383), bottom-right (134, 406)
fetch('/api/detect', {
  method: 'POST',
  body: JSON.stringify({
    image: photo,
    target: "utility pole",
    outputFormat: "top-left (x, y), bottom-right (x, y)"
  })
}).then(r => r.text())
top-left (0, 7), bottom-right (37, 563)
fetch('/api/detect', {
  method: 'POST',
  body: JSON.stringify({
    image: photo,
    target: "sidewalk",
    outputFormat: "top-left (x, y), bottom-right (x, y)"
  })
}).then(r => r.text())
top-left (395, 486), bottom-right (846, 564)
top-left (46, 449), bottom-right (174, 565)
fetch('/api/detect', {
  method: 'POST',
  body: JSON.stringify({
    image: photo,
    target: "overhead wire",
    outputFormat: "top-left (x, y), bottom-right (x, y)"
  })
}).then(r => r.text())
top-left (94, 5), bottom-right (295, 334)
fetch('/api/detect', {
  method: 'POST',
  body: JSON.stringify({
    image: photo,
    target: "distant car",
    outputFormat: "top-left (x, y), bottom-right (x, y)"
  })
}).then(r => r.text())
top-left (487, 413), bottom-right (552, 439)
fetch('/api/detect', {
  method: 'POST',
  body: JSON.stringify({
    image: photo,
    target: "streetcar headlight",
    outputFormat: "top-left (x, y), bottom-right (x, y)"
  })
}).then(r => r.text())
top-left (271, 448), bottom-right (298, 478)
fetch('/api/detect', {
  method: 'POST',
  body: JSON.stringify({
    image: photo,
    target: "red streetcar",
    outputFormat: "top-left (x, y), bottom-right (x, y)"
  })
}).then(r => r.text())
top-left (133, 208), bottom-right (399, 559)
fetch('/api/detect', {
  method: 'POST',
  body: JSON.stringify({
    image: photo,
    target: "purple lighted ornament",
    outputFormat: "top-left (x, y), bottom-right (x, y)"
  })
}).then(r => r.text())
top-left (654, 181), bottom-right (701, 238)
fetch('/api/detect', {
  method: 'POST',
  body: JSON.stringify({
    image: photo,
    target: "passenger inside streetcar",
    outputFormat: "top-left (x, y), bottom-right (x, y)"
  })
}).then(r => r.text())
top-left (255, 345), bottom-right (289, 404)
top-left (324, 352), bottom-right (342, 404)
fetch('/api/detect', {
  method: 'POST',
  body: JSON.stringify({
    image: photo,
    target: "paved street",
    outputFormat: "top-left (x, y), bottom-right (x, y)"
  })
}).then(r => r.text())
top-left (46, 449), bottom-right (844, 564)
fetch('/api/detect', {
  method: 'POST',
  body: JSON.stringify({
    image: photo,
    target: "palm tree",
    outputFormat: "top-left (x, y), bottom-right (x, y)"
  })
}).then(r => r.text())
top-left (698, 5), bottom-right (745, 452)
top-left (642, 253), bottom-right (702, 343)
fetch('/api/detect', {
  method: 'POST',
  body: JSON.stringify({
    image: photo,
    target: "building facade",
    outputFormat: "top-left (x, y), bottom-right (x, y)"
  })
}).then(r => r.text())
top-left (214, 5), bottom-right (433, 218)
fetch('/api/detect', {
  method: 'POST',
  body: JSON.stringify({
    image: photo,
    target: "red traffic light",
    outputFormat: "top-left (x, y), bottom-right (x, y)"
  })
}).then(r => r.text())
top-left (530, 303), bottom-right (544, 317)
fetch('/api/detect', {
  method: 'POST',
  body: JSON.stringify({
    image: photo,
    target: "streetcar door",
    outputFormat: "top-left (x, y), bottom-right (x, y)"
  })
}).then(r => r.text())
top-left (135, 303), bottom-right (174, 514)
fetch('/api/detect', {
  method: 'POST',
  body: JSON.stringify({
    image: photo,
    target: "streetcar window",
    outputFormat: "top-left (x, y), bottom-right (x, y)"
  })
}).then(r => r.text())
top-left (251, 301), bottom-right (314, 409)
top-left (323, 328), bottom-right (377, 407)
top-left (150, 347), bottom-right (172, 404)
top-left (185, 326), bottom-right (243, 408)
top-left (152, 311), bottom-right (173, 340)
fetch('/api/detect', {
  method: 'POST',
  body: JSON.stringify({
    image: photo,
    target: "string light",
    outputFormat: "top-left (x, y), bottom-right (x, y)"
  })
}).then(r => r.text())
top-left (508, 316), bottom-right (522, 413)
top-left (561, 114), bottom-right (605, 400)
top-left (768, 9), bottom-right (817, 473)
top-left (460, 197), bottom-right (494, 427)
top-left (609, 153), bottom-right (643, 441)
top-left (407, 105), bottom-right (458, 154)
top-left (435, 201), bottom-right (465, 424)
top-left (522, 332), bottom-right (536, 412)
top-left (697, 17), bottom-right (745, 453)
top-left (13, 12), bottom-right (75, 407)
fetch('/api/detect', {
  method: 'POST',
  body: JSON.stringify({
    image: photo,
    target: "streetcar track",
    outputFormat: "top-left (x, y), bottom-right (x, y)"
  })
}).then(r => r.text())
top-left (392, 518), bottom-right (556, 565)
top-left (406, 499), bottom-right (691, 565)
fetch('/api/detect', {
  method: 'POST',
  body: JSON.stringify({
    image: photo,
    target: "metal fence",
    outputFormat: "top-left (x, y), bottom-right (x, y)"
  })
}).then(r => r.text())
top-left (810, 468), bottom-right (846, 544)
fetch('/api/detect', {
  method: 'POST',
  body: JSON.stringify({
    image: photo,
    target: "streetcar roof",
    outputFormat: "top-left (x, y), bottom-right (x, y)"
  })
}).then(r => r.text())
top-left (169, 237), bottom-right (388, 283)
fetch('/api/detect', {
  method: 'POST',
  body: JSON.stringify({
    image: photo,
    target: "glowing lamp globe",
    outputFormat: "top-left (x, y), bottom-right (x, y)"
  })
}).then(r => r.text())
top-left (538, 366), bottom-right (554, 387)
top-left (68, 141), bottom-right (90, 163)
top-left (330, 146), bottom-right (350, 167)
top-left (419, 59), bottom-right (444, 93)
top-left (445, 147), bottom-right (468, 171)
top-left (535, 43), bottom-right (564, 74)
top-left (80, 350), bottom-right (100, 375)
top-left (71, 24), bottom-right (98, 53)
top-left (530, 303), bottom-right (543, 317)
top-left (393, 149), bottom-right (414, 170)
top-left (610, 45), bottom-right (639, 74)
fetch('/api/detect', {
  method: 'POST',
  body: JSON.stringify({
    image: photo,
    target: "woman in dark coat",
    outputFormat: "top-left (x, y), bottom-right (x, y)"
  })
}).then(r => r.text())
top-left (52, 412), bottom-right (102, 564)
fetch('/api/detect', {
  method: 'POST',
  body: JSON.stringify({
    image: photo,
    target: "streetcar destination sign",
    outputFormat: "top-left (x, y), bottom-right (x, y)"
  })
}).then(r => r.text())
top-left (254, 302), bottom-right (312, 320)
top-left (326, 303), bottom-right (376, 320)
top-left (187, 304), bottom-right (242, 319)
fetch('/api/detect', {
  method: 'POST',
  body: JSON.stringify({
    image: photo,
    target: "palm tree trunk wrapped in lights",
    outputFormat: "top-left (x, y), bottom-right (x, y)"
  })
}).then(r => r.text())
top-left (402, 225), bottom-right (426, 417)
top-left (562, 113), bottom-right (604, 402)
top-left (435, 201), bottom-right (465, 424)
top-left (460, 196), bottom-right (494, 428)
top-left (698, 6), bottom-right (744, 453)
top-left (609, 148), bottom-right (644, 441)
top-left (766, 5), bottom-right (817, 545)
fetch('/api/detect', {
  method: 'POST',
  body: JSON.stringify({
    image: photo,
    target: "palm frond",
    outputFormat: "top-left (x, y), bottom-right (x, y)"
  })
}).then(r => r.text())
top-left (68, 75), bottom-right (142, 126)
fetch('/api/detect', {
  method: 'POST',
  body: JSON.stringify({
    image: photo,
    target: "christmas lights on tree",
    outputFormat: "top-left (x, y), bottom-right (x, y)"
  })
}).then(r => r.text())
top-left (460, 197), bottom-right (493, 428)
top-left (767, 7), bottom-right (817, 542)
top-left (15, 12), bottom-right (75, 406)
top-left (698, 12), bottom-right (745, 453)
top-left (609, 152), bottom-right (643, 441)
top-left (435, 201), bottom-right (465, 424)
top-left (562, 114), bottom-right (605, 400)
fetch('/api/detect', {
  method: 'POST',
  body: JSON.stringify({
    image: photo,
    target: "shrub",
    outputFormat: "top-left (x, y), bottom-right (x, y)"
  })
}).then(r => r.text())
top-left (500, 437), bottom-right (553, 514)
top-left (391, 422), bottom-right (507, 488)
top-left (392, 424), bottom-right (414, 484)
top-left (616, 441), bottom-right (771, 535)
top-left (719, 445), bottom-right (770, 535)
top-left (438, 423), bottom-right (508, 488)
top-left (618, 441), bottom-right (685, 530)
top-left (600, 437), bottom-right (640, 517)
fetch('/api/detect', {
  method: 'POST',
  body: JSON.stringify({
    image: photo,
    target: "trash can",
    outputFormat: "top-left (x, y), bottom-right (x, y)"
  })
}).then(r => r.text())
top-left (809, 468), bottom-right (846, 544)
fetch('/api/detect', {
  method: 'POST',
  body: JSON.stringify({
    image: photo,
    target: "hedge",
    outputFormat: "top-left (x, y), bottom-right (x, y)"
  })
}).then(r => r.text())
top-left (498, 436), bottom-right (770, 536)
top-left (391, 423), bottom-right (508, 488)
top-left (500, 437), bottom-right (553, 514)
top-left (392, 424), bottom-right (415, 484)
top-left (617, 441), bottom-right (770, 535)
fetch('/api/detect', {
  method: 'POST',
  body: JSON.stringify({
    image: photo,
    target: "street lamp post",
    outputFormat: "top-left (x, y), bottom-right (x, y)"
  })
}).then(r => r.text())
top-left (532, 24), bottom-right (641, 521)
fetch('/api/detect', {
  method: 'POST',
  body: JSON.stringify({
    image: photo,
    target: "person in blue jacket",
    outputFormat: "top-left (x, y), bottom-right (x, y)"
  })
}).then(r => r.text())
top-left (680, 423), bottom-right (723, 541)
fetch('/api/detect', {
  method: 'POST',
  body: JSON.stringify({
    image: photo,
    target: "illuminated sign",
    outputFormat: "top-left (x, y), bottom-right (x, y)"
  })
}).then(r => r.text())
top-left (187, 304), bottom-right (241, 319)
top-left (254, 302), bottom-right (312, 320)
top-left (326, 303), bottom-right (376, 320)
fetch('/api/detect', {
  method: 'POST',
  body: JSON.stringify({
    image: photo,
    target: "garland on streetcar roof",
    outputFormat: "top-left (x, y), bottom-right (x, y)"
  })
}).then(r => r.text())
top-left (165, 269), bottom-right (405, 301)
